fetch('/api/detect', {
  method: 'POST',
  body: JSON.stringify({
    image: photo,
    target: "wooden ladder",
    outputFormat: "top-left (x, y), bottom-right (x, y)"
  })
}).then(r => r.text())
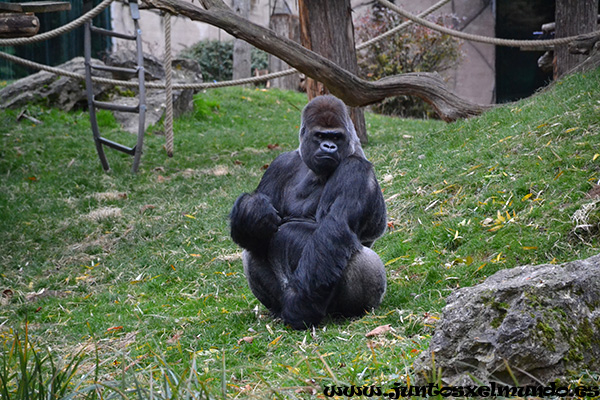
top-left (83, 0), bottom-right (146, 173)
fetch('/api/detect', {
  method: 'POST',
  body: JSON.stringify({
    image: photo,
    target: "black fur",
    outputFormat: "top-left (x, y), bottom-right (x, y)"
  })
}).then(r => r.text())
top-left (230, 95), bottom-right (387, 329)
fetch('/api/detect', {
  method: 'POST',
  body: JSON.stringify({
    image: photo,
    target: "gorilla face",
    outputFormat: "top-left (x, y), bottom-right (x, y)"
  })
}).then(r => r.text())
top-left (301, 127), bottom-right (351, 175)
top-left (299, 96), bottom-right (356, 176)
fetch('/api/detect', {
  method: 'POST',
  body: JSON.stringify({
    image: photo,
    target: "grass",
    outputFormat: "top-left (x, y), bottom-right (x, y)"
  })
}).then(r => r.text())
top-left (1, 68), bottom-right (600, 398)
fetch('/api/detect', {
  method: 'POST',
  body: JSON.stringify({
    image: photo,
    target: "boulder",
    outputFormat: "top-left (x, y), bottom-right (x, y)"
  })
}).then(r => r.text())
top-left (112, 88), bottom-right (194, 134)
top-left (106, 50), bottom-right (202, 134)
top-left (110, 56), bottom-right (202, 134)
top-left (105, 49), bottom-right (165, 81)
top-left (171, 58), bottom-right (203, 84)
top-left (414, 254), bottom-right (600, 386)
top-left (0, 52), bottom-right (203, 134)
top-left (0, 57), bottom-right (110, 111)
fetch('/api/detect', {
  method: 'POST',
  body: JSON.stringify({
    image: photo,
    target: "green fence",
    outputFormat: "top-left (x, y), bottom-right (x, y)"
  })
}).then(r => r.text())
top-left (0, 0), bottom-right (111, 79)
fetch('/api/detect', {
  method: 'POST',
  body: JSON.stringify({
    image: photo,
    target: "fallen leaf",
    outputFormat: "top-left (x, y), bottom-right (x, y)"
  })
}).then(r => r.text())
top-left (237, 336), bottom-right (255, 345)
top-left (269, 335), bottom-right (282, 346)
top-left (140, 204), bottom-right (155, 214)
top-left (365, 324), bottom-right (392, 337)
top-left (1, 289), bottom-right (13, 306)
top-left (481, 217), bottom-right (494, 226)
top-left (167, 331), bottom-right (182, 344)
top-left (295, 387), bottom-right (317, 395)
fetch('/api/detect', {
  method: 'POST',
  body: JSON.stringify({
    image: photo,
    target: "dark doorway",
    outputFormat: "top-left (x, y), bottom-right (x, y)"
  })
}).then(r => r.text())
top-left (495, 0), bottom-right (554, 103)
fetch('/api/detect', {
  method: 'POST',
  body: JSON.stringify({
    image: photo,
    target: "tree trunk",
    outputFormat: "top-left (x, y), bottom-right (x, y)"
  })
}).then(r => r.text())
top-left (232, 0), bottom-right (251, 80)
top-left (298, 0), bottom-right (368, 144)
top-left (268, 13), bottom-right (300, 90)
top-left (554, 0), bottom-right (598, 79)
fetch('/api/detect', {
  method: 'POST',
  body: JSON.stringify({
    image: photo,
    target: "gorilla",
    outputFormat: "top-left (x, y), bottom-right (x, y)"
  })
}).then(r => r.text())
top-left (230, 95), bottom-right (387, 330)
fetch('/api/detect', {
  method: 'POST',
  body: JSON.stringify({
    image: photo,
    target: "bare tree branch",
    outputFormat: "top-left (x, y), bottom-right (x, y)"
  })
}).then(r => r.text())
top-left (145, 0), bottom-right (488, 121)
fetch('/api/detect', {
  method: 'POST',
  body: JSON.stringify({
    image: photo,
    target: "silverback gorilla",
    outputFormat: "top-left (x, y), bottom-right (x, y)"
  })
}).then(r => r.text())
top-left (230, 95), bottom-right (387, 330)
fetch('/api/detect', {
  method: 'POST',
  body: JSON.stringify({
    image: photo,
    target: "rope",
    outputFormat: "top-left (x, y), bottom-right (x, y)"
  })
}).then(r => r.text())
top-left (0, 0), bottom-right (450, 89)
top-left (0, 0), bottom-right (115, 46)
top-left (356, 0), bottom-right (450, 50)
top-left (377, 0), bottom-right (600, 48)
top-left (4, 0), bottom-right (598, 89)
top-left (0, 48), bottom-right (297, 88)
top-left (0, 0), bottom-right (446, 89)
top-left (164, 12), bottom-right (174, 157)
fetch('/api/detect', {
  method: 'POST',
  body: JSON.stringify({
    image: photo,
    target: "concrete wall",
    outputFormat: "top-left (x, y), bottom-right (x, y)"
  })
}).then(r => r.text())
top-left (111, 0), bottom-right (291, 56)
top-left (394, 0), bottom-right (495, 104)
top-left (111, 0), bottom-right (496, 105)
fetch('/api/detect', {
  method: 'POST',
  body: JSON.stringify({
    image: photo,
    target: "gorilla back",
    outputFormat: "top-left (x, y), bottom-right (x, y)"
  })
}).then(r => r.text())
top-left (230, 95), bottom-right (387, 329)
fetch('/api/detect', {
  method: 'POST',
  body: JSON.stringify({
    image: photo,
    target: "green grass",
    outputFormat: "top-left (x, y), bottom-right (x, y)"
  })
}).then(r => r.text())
top-left (1, 69), bottom-right (600, 398)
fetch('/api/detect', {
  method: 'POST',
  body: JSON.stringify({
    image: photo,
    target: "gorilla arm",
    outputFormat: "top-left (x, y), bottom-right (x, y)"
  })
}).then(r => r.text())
top-left (280, 156), bottom-right (387, 329)
top-left (230, 152), bottom-right (299, 256)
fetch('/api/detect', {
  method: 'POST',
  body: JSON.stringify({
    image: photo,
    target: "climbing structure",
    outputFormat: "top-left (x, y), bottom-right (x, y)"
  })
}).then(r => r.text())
top-left (83, 0), bottom-right (146, 173)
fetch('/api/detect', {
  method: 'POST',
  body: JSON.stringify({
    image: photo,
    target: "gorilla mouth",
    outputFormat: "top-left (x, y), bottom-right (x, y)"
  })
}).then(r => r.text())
top-left (316, 154), bottom-right (337, 162)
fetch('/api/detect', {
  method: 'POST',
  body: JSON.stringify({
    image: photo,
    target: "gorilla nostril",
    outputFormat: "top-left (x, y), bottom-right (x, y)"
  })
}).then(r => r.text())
top-left (320, 142), bottom-right (337, 153)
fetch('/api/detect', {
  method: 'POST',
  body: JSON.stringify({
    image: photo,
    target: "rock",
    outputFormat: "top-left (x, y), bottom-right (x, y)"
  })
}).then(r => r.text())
top-left (104, 50), bottom-right (203, 84)
top-left (110, 57), bottom-right (201, 134)
top-left (0, 53), bottom-right (202, 134)
top-left (112, 88), bottom-right (194, 134)
top-left (0, 57), bottom-right (110, 111)
top-left (414, 254), bottom-right (600, 386)
top-left (105, 49), bottom-right (165, 81)
top-left (172, 58), bottom-right (203, 84)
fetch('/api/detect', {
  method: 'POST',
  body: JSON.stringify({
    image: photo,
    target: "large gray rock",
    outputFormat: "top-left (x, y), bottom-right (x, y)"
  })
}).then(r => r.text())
top-left (0, 57), bottom-right (109, 110)
top-left (105, 49), bottom-right (165, 81)
top-left (0, 52), bottom-right (202, 134)
top-left (414, 254), bottom-right (600, 386)
top-left (112, 88), bottom-right (194, 134)
top-left (108, 53), bottom-right (202, 133)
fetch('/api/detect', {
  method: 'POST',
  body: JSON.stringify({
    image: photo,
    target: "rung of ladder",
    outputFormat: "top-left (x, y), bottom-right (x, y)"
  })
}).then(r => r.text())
top-left (93, 100), bottom-right (139, 113)
top-left (84, 0), bottom-right (146, 173)
top-left (98, 137), bottom-right (136, 155)
top-left (91, 64), bottom-right (138, 75)
top-left (90, 25), bottom-right (136, 40)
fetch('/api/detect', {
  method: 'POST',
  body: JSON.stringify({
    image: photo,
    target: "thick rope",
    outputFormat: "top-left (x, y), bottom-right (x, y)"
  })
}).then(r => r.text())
top-left (0, 0), bottom-right (442, 88)
top-left (0, 0), bottom-right (115, 46)
top-left (3, 0), bottom-right (598, 89)
top-left (164, 12), bottom-right (174, 157)
top-left (0, 49), bottom-right (296, 88)
top-left (377, 0), bottom-right (600, 48)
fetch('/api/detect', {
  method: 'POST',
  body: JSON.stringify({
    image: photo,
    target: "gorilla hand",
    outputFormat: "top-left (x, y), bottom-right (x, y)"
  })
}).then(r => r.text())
top-left (230, 192), bottom-right (281, 255)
